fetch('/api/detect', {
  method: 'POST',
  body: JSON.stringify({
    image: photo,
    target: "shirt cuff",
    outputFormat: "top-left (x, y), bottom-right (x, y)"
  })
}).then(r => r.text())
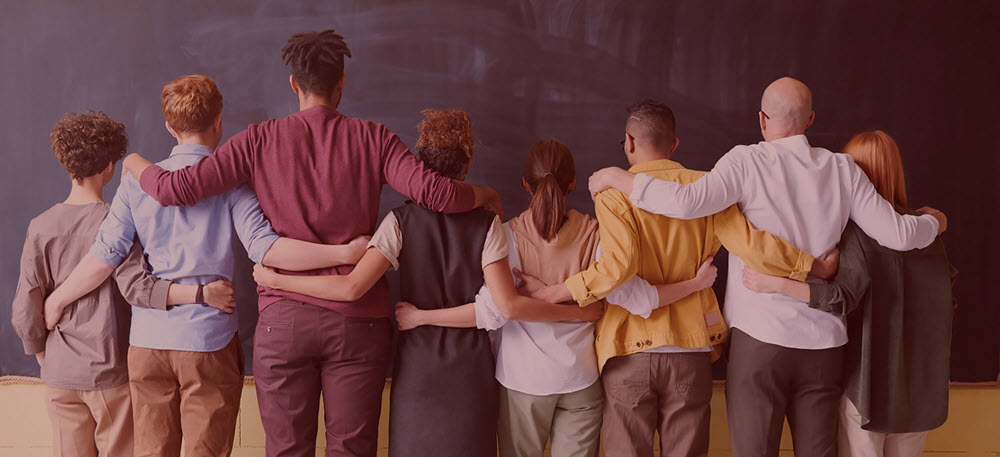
top-left (88, 242), bottom-right (126, 270)
top-left (789, 250), bottom-right (815, 282)
top-left (628, 173), bottom-right (655, 207)
top-left (565, 273), bottom-right (598, 307)
top-left (247, 234), bottom-right (281, 264)
top-left (148, 280), bottom-right (172, 311)
top-left (22, 336), bottom-right (46, 355)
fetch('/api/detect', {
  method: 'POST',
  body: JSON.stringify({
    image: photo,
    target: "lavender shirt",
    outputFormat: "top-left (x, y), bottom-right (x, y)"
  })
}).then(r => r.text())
top-left (91, 144), bottom-right (278, 352)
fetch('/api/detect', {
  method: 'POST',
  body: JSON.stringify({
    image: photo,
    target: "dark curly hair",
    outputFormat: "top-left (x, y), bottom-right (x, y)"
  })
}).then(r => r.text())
top-left (49, 110), bottom-right (128, 181)
top-left (415, 108), bottom-right (473, 180)
top-left (281, 29), bottom-right (352, 97)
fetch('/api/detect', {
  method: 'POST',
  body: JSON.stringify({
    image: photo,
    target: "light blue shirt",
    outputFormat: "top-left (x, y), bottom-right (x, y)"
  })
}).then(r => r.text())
top-left (90, 144), bottom-right (279, 352)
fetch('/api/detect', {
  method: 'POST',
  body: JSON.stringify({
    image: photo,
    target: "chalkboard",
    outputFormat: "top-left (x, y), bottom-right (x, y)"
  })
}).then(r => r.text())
top-left (2, 1), bottom-right (998, 381)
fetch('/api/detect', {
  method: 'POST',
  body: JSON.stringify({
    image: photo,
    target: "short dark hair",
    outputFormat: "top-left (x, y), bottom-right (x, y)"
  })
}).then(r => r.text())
top-left (626, 99), bottom-right (676, 152)
top-left (281, 29), bottom-right (352, 97)
top-left (49, 110), bottom-right (127, 181)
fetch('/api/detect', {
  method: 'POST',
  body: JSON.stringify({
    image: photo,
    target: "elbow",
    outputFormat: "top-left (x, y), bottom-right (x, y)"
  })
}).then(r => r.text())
top-left (343, 282), bottom-right (366, 302)
top-left (494, 297), bottom-right (520, 320)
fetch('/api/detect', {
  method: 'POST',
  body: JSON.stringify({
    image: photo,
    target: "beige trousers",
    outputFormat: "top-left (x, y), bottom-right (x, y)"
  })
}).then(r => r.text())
top-left (839, 395), bottom-right (928, 457)
top-left (45, 383), bottom-right (133, 457)
top-left (498, 381), bottom-right (604, 457)
top-left (128, 334), bottom-right (244, 457)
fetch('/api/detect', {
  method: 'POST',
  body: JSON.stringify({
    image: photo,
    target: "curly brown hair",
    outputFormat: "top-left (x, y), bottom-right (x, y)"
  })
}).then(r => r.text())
top-left (415, 108), bottom-right (473, 180)
top-left (49, 110), bottom-right (128, 181)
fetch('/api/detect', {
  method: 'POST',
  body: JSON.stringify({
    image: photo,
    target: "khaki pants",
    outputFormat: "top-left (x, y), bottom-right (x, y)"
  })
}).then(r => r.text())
top-left (498, 381), bottom-right (603, 457)
top-left (600, 352), bottom-right (713, 457)
top-left (45, 383), bottom-right (133, 457)
top-left (838, 395), bottom-right (928, 457)
top-left (128, 334), bottom-right (244, 457)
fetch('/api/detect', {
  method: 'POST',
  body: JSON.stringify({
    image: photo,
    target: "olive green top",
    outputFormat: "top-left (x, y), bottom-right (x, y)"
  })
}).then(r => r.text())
top-left (809, 218), bottom-right (957, 434)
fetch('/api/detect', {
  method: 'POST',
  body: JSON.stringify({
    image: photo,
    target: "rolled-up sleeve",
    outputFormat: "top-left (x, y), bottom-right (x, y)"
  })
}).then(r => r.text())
top-left (565, 191), bottom-right (640, 306)
top-left (90, 178), bottom-right (139, 269)
top-left (599, 243), bottom-right (660, 318)
top-left (229, 186), bottom-right (280, 264)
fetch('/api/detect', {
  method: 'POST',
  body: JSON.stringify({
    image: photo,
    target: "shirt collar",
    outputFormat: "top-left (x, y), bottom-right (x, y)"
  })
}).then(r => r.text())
top-left (169, 143), bottom-right (213, 158)
top-left (628, 158), bottom-right (685, 174)
top-left (769, 134), bottom-right (810, 148)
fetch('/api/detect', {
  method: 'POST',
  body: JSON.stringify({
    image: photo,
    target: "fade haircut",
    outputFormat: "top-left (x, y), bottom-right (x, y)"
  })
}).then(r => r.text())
top-left (161, 75), bottom-right (223, 134)
top-left (625, 99), bottom-right (676, 152)
top-left (50, 110), bottom-right (127, 181)
top-left (281, 29), bottom-right (352, 97)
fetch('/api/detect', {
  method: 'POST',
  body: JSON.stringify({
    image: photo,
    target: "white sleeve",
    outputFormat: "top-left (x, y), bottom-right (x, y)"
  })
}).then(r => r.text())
top-left (599, 242), bottom-right (660, 318)
top-left (473, 223), bottom-right (517, 330)
top-left (848, 163), bottom-right (939, 251)
top-left (629, 147), bottom-right (745, 220)
top-left (366, 212), bottom-right (402, 271)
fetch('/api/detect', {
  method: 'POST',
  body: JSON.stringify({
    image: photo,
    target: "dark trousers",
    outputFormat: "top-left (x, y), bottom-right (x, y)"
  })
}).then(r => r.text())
top-left (600, 352), bottom-right (713, 457)
top-left (253, 300), bottom-right (392, 457)
top-left (726, 328), bottom-right (844, 457)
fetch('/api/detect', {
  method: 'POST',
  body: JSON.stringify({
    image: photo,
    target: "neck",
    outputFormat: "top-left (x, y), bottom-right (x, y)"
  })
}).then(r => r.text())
top-left (65, 177), bottom-right (105, 204)
top-left (298, 92), bottom-right (337, 112)
top-left (176, 131), bottom-right (216, 149)
top-left (632, 150), bottom-right (671, 166)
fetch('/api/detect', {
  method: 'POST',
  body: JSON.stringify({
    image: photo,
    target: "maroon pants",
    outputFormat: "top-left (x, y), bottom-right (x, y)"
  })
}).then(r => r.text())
top-left (253, 300), bottom-right (392, 457)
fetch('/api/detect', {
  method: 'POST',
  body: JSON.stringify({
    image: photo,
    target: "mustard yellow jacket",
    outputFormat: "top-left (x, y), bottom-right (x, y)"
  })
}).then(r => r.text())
top-left (565, 159), bottom-right (814, 371)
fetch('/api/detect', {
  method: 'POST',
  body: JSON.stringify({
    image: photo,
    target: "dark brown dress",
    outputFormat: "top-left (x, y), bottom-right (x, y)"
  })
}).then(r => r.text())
top-left (388, 203), bottom-right (498, 457)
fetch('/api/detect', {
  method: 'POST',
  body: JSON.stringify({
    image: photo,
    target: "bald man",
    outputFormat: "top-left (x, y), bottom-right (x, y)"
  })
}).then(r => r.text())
top-left (587, 77), bottom-right (946, 457)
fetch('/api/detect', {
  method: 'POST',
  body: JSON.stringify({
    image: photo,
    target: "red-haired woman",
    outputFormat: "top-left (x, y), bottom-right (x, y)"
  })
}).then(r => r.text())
top-left (741, 130), bottom-right (956, 457)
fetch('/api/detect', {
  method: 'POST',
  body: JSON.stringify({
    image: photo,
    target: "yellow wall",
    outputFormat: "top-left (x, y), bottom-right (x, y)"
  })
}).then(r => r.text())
top-left (0, 379), bottom-right (997, 457)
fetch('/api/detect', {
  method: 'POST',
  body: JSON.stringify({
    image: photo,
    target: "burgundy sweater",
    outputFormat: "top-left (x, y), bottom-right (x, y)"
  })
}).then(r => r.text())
top-left (139, 105), bottom-right (475, 317)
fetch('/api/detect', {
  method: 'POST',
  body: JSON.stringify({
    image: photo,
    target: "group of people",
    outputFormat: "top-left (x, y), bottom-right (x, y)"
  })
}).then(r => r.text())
top-left (10, 27), bottom-right (956, 457)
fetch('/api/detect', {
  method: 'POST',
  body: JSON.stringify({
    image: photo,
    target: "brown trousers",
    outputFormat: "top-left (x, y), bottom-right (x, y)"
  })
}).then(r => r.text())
top-left (725, 328), bottom-right (844, 457)
top-left (128, 334), bottom-right (244, 457)
top-left (252, 300), bottom-right (392, 457)
top-left (45, 383), bottom-right (133, 457)
top-left (600, 352), bottom-right (713, 457)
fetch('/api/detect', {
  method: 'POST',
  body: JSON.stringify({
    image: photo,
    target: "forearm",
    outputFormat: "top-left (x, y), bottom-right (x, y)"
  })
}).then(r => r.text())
top-left (776, 279), bottom-right (811, 302)
top-left (166, 284), bottom-right (199, 306)
top-left (270, 273), bottom-right (360, 301)
top-left (537, 283), bottom-right (574, 304)
top-left (655, 278), bottom-right (704, 308)
top-left (503, 295), bottom-right (588, 322)
top-left (49, 255), bottom-right (115, 309)
top-left (262, 238), bottom-right (353, 271)
top-left (414, 304), bottom-right (477, 328)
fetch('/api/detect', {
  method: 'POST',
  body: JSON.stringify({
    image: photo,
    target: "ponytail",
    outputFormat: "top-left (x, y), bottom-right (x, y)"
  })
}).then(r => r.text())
top-left (523, 139), bottom-right (575, 241)
top-left (529, 174), bottom-right (566, 241)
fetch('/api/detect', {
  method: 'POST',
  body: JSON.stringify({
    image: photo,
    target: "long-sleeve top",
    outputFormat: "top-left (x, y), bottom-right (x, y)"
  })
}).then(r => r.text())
top-left (565, 159), bottom-right (815, 370)
top-left (91, 144), bottom-right (279, 352)
top-left (629, 135), bottom-right (940, 349)
top-left (12, 202), bottom-right (171, 390)
top-left (137, 105), bottom-right (476, 317)
top-left (807, 219), bottom-right (956, 433)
